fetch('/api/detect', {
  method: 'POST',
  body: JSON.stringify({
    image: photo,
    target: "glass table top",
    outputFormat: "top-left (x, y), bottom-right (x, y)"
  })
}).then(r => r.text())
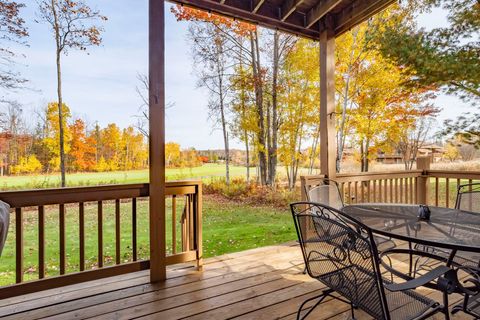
top-left (343, 204), bottom-right (480, 252)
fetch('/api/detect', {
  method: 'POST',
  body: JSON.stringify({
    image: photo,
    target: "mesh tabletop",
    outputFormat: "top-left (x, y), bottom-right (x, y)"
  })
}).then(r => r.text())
top-left (343, 204), bottom-right (480, 253)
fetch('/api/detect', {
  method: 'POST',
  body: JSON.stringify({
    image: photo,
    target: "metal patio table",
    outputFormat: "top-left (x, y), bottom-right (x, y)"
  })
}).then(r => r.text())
top-left (343, 204), bottom-right (480, 286)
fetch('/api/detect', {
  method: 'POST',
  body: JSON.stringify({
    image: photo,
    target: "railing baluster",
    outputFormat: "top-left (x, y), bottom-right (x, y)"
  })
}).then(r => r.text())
top-left (79, 202), bottom-right (85, 271)
top-left (132, 198), bottom-right (137, 261)
top-left (445, 178), bottom-right (450, 208)
top-left (409, 178), bottom-right (415, 203)
top-left (189, 195), bottom-right (194, 250)
top-left (367, 181), bottom-right (371, 203)
top-left (378, 180), bottom-right (382, 202)
top-left (435, 178), bottom-right (439, 206)
top-left (59, 204), bottom-right (66, 275)
top-left (15, 208), bottom-right (23, 283)
top-left (395, 179), bottom-right (399, 203)
top-left (172, 195), bottom-right (177, 254)
top-left (98, 201), bottom-right (103, 268)
top-left (38, 206), bottom-right (45, 279)
top-left (115, 199), bottom-right (121, 265)
top-left (414, 177), bottom-right (418, 204)
top-left (389, 179), bottom-right (393, 203)
top-left (354, 182), bottom-right (358, 203)
top-left (360, 181), bottom-right (365, 203)
top-left (400, 179), bottom-right (404, 203)
top-left (469, 179), bottom-right (473, 211)
top-left (372, 180), bottom-right (377, 202)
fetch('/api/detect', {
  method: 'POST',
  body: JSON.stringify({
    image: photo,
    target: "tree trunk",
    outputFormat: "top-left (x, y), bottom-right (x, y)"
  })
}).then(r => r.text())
top-left (268, 31), bottom-right (279, 187)
top-left (218, 69), bottom-right (230, 185)
top-left (244, 132), bottom-right (250, 183)
top-left (52, 0), bottom-right (66, 187)
top-left (250, 31), bottom-right (267, 185)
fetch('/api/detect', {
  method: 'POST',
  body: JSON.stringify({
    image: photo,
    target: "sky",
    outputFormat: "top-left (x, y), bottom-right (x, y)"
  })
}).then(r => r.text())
top-left (2, 1), bottom-right (471, 150)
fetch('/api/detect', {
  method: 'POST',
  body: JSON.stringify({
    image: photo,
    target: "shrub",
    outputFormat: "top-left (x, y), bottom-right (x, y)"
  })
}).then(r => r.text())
top-left (11, 155), bottom-right (43, 174)
top-left (204, 177), bottom-right (299, 207)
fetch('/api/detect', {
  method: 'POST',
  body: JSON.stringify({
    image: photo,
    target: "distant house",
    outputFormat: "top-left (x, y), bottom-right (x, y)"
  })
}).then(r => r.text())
top-left (376, 144), bottom-right (445, 164)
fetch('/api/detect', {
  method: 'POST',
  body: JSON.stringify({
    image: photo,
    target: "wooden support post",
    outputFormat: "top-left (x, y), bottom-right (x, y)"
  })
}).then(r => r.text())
top-left (416, 156), bottom-right (431, 205)
top-left (319, 21), bottom-right (336, 178)
top-left (149, 0), bottom-right (166, 282)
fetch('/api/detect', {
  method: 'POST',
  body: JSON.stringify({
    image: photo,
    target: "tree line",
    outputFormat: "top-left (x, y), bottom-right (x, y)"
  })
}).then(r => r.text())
top-left (0, 102), bottom-right (149, 175)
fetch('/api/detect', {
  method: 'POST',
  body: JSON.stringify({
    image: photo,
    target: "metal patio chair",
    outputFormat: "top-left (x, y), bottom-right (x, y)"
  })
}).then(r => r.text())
top-left (291, 202), bottom-right (452, 320)
top-left (305, 178), bottom-right (344, 210)
top-left (450, 183), bottom-right (480, 317)
top-left (414, 183), bottom-right (480, 271)
top-left (455, 182), bottom-right (480, 214)
top-left (305, 178), bottom-right (396, 256)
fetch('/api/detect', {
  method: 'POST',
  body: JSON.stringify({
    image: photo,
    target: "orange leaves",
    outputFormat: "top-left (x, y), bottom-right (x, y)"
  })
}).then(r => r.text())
top-left (171, 4), bottom-right (256, 36)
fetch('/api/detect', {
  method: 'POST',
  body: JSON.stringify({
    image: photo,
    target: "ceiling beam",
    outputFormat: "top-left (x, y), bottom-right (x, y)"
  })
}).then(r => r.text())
top-left (252, 0), bottom-right (266, 13)
top-left (306, 0), bottom-right (342, 28)
top-left (334, 0), bottom-right (396, 36)
top-left (171, 0), bottom-right (320, 39)
top-left (281, 0), bottom-right (304, 21)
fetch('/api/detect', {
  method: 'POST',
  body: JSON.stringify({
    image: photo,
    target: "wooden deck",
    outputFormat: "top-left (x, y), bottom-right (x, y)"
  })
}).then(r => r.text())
top-left (0, 242), bottom-right (474, 319)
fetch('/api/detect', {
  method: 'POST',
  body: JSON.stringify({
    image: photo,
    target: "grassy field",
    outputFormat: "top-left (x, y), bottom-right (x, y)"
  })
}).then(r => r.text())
top-left (0, 196), bottom-right (294, 286)
top-left (0, 164), bottom-right (249, 191)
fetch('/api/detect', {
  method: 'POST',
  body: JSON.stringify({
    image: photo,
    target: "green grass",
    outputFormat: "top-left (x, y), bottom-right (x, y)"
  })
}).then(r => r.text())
top-left (0, 197), bottom-right (293, 286)
top-left (0, 164), bottom-right (248, 191)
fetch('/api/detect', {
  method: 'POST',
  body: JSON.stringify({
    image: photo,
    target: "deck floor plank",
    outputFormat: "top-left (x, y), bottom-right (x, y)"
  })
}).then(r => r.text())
top-left (0, 242), bottom-right (475, 320)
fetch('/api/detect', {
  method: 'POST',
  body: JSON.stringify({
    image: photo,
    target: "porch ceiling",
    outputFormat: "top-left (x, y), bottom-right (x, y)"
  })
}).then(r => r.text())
top-left (169, 0), bottom-right (396, 39)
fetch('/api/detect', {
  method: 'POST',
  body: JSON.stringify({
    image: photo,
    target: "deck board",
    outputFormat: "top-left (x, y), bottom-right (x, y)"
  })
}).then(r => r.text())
top-left (0, 242), bottom-right (475, 319)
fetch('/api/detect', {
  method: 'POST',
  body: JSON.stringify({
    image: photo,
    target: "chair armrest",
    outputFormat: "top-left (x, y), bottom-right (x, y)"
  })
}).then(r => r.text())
top-left (385, 266), bottom-right (452, 292)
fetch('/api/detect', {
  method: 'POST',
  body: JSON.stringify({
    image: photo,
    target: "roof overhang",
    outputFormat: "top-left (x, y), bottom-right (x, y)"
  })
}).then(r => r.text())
top-left (169, 0), bottom-right (397, 40)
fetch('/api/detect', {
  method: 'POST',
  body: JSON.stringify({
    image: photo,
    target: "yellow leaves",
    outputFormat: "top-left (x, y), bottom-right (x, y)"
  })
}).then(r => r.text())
top-left (11, 155), bottom-right (42, 174)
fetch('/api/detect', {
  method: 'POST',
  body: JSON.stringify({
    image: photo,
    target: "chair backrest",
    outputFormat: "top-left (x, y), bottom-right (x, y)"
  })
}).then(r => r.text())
top-left (306, 179), bottom-right (344, 209)
top-left (456, 183), bottom-right (480, 214)
top-left (291, 202), bottom-right (389, 319)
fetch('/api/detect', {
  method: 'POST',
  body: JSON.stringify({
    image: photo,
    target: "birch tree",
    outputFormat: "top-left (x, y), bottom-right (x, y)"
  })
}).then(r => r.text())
top-left (37, 0), bottom-right (107, 187)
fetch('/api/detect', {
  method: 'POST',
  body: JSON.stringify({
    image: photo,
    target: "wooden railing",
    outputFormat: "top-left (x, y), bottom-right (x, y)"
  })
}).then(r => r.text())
top-left (301, 170), bottom-right (423, 205)
top-left (427, 170), bottom-right (480, 208)
top-left (301, 158), bottom-right (480, 209)
top-left (0, 180), bottom-right (202, 298)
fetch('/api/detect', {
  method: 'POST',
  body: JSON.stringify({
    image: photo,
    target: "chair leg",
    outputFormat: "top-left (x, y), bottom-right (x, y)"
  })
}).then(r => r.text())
top-left (443, 292), bottom-right (450, 320)
top-left (297, 289), bottom-right (332, 320)
top-left (350, 303), bottom-right (356, 320)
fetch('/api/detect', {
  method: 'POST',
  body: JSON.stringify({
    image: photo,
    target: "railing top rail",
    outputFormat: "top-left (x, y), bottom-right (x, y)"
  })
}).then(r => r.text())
top-left (0, 180), bottom-right (202, 208)
top-left (426, 170), bottom-right (480, 179)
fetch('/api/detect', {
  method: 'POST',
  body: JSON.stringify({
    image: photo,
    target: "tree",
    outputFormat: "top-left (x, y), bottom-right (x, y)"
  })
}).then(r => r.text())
top-left (0, 0), bottom-right (28, 90)
top-left (68, 119), bottom-right (95, 171)
top-left (373, 0), bottom-right (480, 102)
top-left (165, 142), bottom-right (181, 167)
top-left (37, 0), bottom-right (107, 187)
top-left (43, 102), bottom-right (71, 171)
top-left (187, 22), bottom-right (232, 185)
top-left (394, 105), bottom-right (439, 170)
top-left (278, 39), bottom-right (319, 189)
top-left (444, 142), bottom-right (460, 162)
top-left (134, 73), bottom-right (174, 138)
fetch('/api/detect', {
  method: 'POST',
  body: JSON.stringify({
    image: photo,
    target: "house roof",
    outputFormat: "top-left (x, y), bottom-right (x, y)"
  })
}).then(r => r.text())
top-left (169, 0), bottom-right (396, 40)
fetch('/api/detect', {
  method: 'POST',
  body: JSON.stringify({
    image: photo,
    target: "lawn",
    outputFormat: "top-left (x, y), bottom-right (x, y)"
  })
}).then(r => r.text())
top-left (0, 164), bottom-right (248, 191)
top-left (0, 196), bottom-right (294, 286)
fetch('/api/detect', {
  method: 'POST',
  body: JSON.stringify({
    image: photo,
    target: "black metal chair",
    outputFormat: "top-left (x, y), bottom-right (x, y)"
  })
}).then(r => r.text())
top-left (305, 178), bottom-right (344, 210)
top-left (450, 183), bottom-right (480, 317)
top-left (414, 183), bottom-right (480, 272)
top-left (305, 178), bottom-right (396, 255)
top-left (291, 202), bottom-right (452, 320)
top-left (455, 183), bottom-right (480, 214)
